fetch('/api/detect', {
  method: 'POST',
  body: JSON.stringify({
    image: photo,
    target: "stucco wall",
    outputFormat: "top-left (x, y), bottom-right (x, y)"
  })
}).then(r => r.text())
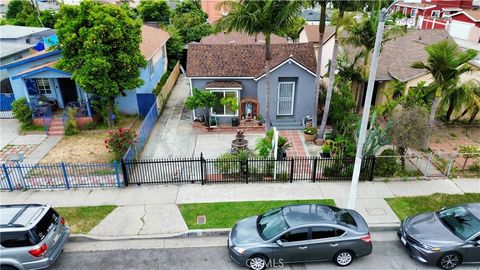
top-left (257, 61), bottom-right (316, 126)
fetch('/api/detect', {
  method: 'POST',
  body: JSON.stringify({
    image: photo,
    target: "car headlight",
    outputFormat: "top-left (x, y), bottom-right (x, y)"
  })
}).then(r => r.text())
top-left (233, 246), bottom-right (247, 254)
top-left (419, 243), bottom-right (441, 251)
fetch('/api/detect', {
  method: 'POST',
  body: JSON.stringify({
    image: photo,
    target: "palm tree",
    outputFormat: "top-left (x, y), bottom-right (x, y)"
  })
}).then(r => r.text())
top-left (216, 0), bottom-right (303, 130)
top-left (452, 80), bottom-right (480, 124)
top-left (311, 0), bottom-right (328, 128)
top-left (341, 10), bottom-right (405, 111)
top-left (411, 40), bottom-right (477, 127)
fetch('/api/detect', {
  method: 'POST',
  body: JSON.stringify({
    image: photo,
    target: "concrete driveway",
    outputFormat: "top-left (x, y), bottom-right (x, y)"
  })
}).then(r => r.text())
top-left (0, 119), bottom-right (20, 149)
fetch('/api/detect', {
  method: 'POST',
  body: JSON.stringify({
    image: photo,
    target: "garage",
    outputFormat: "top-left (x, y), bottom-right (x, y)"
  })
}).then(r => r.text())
top-left (449, 20), bottom-right (475, 39)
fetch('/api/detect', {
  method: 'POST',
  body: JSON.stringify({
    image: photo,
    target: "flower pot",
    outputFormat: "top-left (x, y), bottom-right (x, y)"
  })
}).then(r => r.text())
top-left (232, 117), bottom-right (240, 127)
top-left (304, 133), bottom-right (315, 141)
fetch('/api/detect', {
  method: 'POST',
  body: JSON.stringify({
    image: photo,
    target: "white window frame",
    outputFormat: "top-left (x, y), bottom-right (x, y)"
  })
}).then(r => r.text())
top-left (431, 10), bottom-right (440, 18)
top-left (276, 81), bottom-right (295, 116)
top-left (411, 8), bottom-right (418, 17)
top-left (209, 89), bottom-right (239, 117)
top-left (35, 78), bottom-right (52, 95)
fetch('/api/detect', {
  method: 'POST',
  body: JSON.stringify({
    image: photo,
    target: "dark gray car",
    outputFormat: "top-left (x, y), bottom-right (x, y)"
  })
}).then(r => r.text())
top-left (399, 203), bottom-right (480, 270)
top-left (228, 204), bottom-right (372, 270)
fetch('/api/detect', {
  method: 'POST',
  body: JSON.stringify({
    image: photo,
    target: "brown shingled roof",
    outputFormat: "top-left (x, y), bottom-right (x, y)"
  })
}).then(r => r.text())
top-left (200, 31), bottom-right (287, 44)
top-left (341, 29), bottom-right (453, 82)
top-left (301, 25), bottom-right (336, 44)
top-left (205, 81), bottom-right (242, 88)
top-left (186, 43), bottom-right (317, 78)
top-left (140, 24), bottom-right (170, 60)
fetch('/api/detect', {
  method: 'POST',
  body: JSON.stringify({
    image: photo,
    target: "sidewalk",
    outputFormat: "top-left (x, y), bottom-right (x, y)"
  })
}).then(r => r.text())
top-left (1, 178), bottom-right (478, 239)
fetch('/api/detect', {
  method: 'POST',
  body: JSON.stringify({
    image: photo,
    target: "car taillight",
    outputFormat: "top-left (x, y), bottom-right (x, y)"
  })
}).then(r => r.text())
top-left (361, 233), bottom-right (371, 243)
top-left (60, 217), bottom-right (65, 225)
top-left (29, 244), bottom-right (48, 257)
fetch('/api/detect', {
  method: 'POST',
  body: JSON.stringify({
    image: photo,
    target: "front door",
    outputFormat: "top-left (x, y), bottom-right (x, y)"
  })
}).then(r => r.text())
top-left (58, 78), bottom-right (78, 107)
top-left (276, 82), bottom-right (295, 116)
top-left (273, 228), bottom-right (309, 263)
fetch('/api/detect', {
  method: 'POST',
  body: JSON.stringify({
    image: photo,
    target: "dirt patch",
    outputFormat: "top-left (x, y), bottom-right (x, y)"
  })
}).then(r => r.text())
top-left (40, 116), bottom-right (139, 164)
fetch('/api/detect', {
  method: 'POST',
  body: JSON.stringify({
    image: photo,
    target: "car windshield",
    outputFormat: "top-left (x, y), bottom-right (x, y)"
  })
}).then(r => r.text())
top-left (437, 206), bottom-right (480, 241)
top-left (257, 208), bottom-right (290, 240)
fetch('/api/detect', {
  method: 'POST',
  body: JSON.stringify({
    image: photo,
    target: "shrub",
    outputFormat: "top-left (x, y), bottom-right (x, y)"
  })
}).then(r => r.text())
top-left (374, 149), bottom-right (400, 177)
top-left (458, 145), bottom-right (480, 170)
top-left (254, 129), bottom-right (291, 158)
top-left (215, 153), bottom-right (241, 174)
top-left (64, 107), bottom-right (79, 136)
top-left (12, 97), bottom-right (32, 127)
top-left (304, 127), bottom-right (316, 135)
top-left (323, 161), bottom-right (354, 177)
top-left (104, 128), bottom-right (136, 160)
top-left (469, 162), bottom-right (480, 173)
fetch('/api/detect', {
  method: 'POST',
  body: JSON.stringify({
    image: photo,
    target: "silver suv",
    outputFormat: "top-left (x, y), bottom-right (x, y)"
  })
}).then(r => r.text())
top-left (0, 204), bottom-right (70, 270)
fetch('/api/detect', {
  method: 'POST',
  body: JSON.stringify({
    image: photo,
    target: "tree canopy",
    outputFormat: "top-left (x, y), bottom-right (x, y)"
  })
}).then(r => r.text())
top-left (171, 0), bottom-right (211, 43)
top-left (3, 0), bottom-right (59, 28)
top-left (137, 0), bottom-right (170, 25)
top-left (55, 1), bottom-right (146, 126)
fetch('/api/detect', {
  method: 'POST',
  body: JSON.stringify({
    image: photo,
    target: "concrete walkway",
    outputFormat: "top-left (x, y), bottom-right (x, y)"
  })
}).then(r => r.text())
top-left (1, 178), bottom-right (478, 239)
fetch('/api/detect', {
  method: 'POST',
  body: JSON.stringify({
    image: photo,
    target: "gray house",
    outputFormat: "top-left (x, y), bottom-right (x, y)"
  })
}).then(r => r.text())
top-left (186, 43), bottom-right (317, 129)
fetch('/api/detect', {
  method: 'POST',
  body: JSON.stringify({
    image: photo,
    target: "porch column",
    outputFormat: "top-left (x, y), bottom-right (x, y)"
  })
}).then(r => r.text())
top-left (84, 92), bottom-right (92, 117)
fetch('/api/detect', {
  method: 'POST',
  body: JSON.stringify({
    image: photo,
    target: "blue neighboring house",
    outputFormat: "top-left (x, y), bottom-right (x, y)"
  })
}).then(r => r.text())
top-left (186, 42), bottom-right (317, 129)
top-left (1, 24), bottom-right (170, 123)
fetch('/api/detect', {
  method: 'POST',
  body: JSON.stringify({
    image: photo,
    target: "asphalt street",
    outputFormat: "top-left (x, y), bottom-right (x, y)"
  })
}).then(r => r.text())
top-left (50, 239), bottom-right (480, 270)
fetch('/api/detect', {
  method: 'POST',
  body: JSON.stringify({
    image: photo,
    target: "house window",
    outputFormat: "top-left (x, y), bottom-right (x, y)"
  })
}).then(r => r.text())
top-left (148, 59), bottom-right (154, 79)
top-left (210, 90), bottom-right (238, 116)
top-left (277, 82), bottom-right (295, 115)
top-left (431, 10), bottom-right (440, 18)
top-left (411, 8), bottom-right (418, 17)
top-left (35, 78), bottom-right (52, 95)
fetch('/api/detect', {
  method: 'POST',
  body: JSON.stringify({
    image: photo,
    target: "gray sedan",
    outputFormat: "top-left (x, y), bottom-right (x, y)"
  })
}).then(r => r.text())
top-left (399, 203), bottom-right (480, 269)
top-left (227, 204), bottom-right (373, 270)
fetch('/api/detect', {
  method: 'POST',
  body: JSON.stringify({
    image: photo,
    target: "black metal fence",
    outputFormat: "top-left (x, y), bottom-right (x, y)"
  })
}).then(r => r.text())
top-left (122, 155), bottom-right (375, 186)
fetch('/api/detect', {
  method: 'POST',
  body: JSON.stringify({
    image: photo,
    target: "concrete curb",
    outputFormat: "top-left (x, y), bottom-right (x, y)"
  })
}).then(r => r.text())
top-left (69, 223), bottom-right (400, 242)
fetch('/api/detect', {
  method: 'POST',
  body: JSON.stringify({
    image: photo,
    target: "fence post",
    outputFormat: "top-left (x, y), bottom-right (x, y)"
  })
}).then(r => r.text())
top-left (2, 164), bottom-right (13, 191)
top-left (61, 162), bottom-right (70, 190)
top-left (121, 159), bottom-right (129, 186)
top-left (312, 157), bottom-right (317, 182)
top-left (425, 153), bottom-right (433, 177)
top-left (289, 158), bottom-right (294, 183)
top-left (114, 160), bottom-right (121, 188)
top-left (245, 159), bottom-right (249, 184)
top-left (200, 153), bottom-right (205, 185)
top-left (446, 151), bottom-right (457, 177)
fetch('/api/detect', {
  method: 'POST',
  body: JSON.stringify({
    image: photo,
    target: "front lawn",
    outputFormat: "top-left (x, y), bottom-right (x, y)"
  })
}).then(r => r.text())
top-left (386, 193), bottom-right (480, 220)
top-left (56, 205), bottom-right (117, 234)
top-left (178, 199), bottom-right (335, 229)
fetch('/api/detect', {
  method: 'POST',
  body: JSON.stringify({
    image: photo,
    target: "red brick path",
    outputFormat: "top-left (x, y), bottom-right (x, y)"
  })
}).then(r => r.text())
top-left (279, 130), bottom-right (308, 157)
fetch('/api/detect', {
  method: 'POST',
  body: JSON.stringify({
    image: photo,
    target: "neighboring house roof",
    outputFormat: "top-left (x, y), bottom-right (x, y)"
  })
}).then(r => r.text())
top-left (0, 42), bottom-right (34, 59)
top-left (343, 29), bottom-right (453, 82)
top-left (301, 25), bottom-right (336, 44)
top-left (449, 9), bottom-right (480, 22)
top-left (395, 1), bottom-right (436, 10)
top-left (0, 25), bottom-right (51, 39)
top-left (205, 81), bottom-right (242, 89)
top-left (140, 24), bottom-right (170, 60)
top-left (200, 32), bottom-right (287, 44)
top-left (11, 60), bottom-right (70, 80)
top-left (187, 43), bottom-right (317, 79)
top-left (0, 50), bottom-right (61, 70)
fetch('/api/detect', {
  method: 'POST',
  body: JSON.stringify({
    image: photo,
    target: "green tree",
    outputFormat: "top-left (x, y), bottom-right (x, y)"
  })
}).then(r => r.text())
top-left (411, 40), bottom-right (477, 127)
top-left (453, 80), bottom-right (480, 124)
top-left (164, 25), bottom-right (184, 70)
top-left (137, 0), bottom-right (170, 24)
top-left (185, 88), bottom-right (216, 127)
top-left (391, 105), bottom-right (430, 169)
top-left (216, 0), bottom-right (303, 130)
top-left (55, 1), bottom-right (147, 127)
top-left (277, 16), bottom-right (305, 42)
top-left (171, 0), bottom-right (211, 43)
top-left (6, 0), bottom-right (25, 19)
top-left (341, 10), bottom-right (406, 111)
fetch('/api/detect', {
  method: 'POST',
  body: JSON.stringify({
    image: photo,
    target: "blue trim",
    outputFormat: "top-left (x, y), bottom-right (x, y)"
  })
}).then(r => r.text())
top-left (12, 66), bottom-right (71, 80)
top-left (0, 50), bottom-right (61, 70)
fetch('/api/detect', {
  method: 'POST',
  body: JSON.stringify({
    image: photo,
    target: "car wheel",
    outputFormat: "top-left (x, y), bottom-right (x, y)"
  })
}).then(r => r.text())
top-left (248, 255), bottom-right (267, 270)
top-left (334, 250), bottom-right (354, 267)
top-left (1, 265), bottom-right (18, 270)
top-left (438, 253), bottom-right (461, 270)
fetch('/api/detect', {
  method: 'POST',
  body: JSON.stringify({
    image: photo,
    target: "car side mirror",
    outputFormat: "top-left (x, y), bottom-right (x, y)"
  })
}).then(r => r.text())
top-left (276, 240), bottom-right (283, 246)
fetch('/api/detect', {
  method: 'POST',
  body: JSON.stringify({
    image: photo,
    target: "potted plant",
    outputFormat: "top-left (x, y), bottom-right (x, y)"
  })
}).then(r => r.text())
top-left (220, 96), bottom-right (239, 127)
top-left (277, 136), bottom-right (292, 160)
top-left (321, 145), bottom-right (331, 158)
top-left (256, 114), bottom-right (264, 126)
top-left (185, 88), bottom-right (216, 127)
top-left (304, 127), bottom-right (316, 141)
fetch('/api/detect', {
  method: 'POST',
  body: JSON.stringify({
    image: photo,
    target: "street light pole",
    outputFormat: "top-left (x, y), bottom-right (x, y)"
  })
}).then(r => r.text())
top-left (347, 2), bottom-right (399, 209)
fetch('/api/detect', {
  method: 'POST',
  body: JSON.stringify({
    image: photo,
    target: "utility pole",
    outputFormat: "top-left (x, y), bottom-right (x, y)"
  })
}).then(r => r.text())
top-left (347, 1), bottom-right (402, 209)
